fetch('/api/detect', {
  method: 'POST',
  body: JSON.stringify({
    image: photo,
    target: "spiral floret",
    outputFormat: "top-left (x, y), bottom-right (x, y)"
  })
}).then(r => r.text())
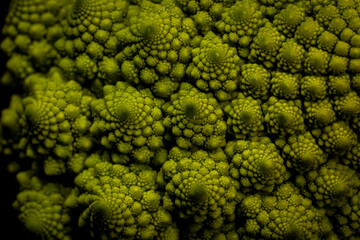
top-left (215, 0), bottom-right (264, 46)
top-left (304, 99), bottom-right (336, 128)
top-left (55, 0), bottom-right (129, 85)
top-left (71, 161), bottom-right (178, 239)
top-left (186, 31), bottom-right (240, 101)
top-left (300, 75), bottom-right (327, 100)
top-left (163, 82), bottom-right (227, 150)
top-left (90, 81), bottom-right (165, 164)
top-left (161, 149), bottom-right (239, 233)
top-left (225, 137), bottom-right (290, 192)
top-left (224, 93), bottom-right (264, 138)
top-left (270, 72), bottom-right (300, 99)
top-left (239, 183), bottom-right (332, 239)
top-left (314, 121), bottom-right (357, 155)
top-left (249, 22), bottom-right (286, 68)
top-left (239, 63), bottom-right (271, 100)
top-left (263, 97), bottom-right (305, 136)
top-left (115, 0), bottom-right (192, 96)
top-left (332, 91), bottom-right (360, 119)
top-left (13, 171), bottom-right (72, 240)
top-left (282, 132), bottom-right (327, 173)
top-left (296, 160), bottom-right (360, 208)
top-left (1, 0), bottom-right (72, 80)
top-left (0, 69), bottom-right (93, 175)
top-left (273, 4), bottom-right (306, 38)
top-left (276, 39), bottom-right (306, 73)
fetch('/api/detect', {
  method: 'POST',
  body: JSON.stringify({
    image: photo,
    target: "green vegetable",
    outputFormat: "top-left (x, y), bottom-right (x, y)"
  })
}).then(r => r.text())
top-left (1, 0), bottom-right (360, 239)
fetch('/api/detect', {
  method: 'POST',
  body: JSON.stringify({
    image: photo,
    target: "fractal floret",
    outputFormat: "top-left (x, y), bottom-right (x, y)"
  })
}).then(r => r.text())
top-left (159, 148), bottom-right (241, 234)
top-left (163, 82), bottom-right (227, 150)
top-left (1, 0), bottom-right (360, 239)
top-left (238, 183), bottom-right (333, 239)
top-left (13, 170), bottom-right (73, 240)
top-left (90, 81), bottom-right (165, 164)
top-left (224, 93), bottom-right (264, 138)
top-left (225, 137), bottom-right (291, 193)
top-left (66, 160), bottom-right (178, 239)
top-left (280, 131), bottom-right (328, 173)
top-left (186, 31), bottom-right (240, 101)
top-left (0, 68), bottom-right (94, 175)
top-left (55, 0), bottom-right (130, 86)
top-left (295, 160), bottom-right (360, 208)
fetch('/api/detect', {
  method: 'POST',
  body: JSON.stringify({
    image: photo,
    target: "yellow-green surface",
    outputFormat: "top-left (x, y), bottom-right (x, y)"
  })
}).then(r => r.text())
top-left (0, 0), bottom-right (360, 239)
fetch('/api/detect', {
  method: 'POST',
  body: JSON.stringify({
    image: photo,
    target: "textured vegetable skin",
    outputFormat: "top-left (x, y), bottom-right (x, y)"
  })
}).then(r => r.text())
top-left (1, 0), bottom-right (360, 239)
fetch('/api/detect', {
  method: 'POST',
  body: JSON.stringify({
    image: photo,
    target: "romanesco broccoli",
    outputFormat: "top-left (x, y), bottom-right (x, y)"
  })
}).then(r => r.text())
top-left (1, 0), bottom-right (360, 239)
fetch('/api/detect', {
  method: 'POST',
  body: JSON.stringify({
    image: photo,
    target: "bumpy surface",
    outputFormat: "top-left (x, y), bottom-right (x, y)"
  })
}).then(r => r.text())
top-left (238, 183), bottom-right (332, 239)
top-left (90, 81), bottom-right (165, 164)
top-left (225, 137), bottom-right (290, 193)
top-left (1, 0), bottom-right (360, 239)
top-left (13, 170), bottom-right (73, 240)
top-left (66, 160), bottom-right (178, 239)
top-left (163, 82), bottom-right (227, 150)
top-left (160, 148), bottom-right (241, 233)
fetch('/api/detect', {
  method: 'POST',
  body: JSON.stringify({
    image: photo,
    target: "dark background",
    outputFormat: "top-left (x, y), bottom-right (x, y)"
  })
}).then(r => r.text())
top-left (0, 0), bottom-right (33, 239)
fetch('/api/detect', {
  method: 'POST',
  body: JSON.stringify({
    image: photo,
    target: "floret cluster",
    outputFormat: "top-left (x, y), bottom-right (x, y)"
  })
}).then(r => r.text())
top-left (1, 0), bottom-right (360, 239)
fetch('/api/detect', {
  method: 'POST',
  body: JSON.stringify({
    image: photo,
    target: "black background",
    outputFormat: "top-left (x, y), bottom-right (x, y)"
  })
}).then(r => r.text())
top-left (0, 0), bottom-right (33, 239)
